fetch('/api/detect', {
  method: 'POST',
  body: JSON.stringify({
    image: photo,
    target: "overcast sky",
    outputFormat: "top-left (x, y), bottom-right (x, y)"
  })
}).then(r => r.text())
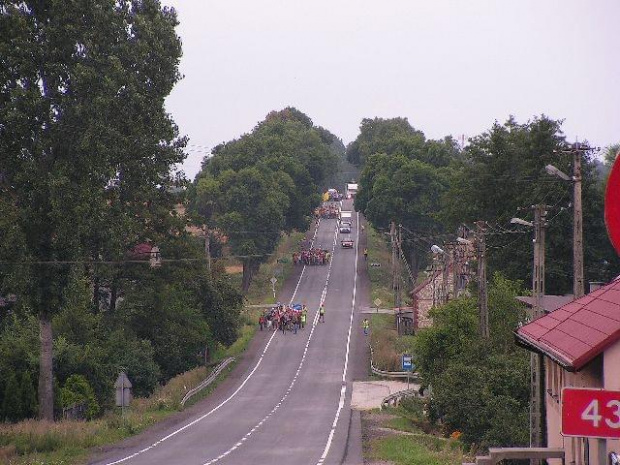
top-left (161, 0), bottom-right (620, 180)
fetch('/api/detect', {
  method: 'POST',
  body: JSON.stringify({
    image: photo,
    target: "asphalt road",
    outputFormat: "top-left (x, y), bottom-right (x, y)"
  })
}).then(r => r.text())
top-left (91, 205), bottom-right (368, 465)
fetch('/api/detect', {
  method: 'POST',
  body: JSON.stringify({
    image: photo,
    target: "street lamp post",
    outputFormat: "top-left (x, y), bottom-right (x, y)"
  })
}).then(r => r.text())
top-left (548, 142), bottom-right (599, 298)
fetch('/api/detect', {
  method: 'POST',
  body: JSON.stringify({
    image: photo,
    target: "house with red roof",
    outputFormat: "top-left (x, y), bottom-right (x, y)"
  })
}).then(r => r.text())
top-left (515, 278), bottom-right (620, 465)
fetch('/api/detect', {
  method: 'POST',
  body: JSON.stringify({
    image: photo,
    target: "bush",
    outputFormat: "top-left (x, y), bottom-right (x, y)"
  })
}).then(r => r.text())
top-left (60, 375), bottom-right (100, 420)
top-left (413, 273), bottom-right (529, 449)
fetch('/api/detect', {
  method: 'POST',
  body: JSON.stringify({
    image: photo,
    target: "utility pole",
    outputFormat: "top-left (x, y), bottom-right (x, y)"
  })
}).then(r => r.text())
top-left (475, 221), bottom-right (489, 339)
top-left (571, 144), bottom-right (584, 299)
top-left (396, 224), bottom-right (402, 309)
top-left (530, 205), bottom-right (547, 461)
top-left (450, 242), bottom-right (458, 300)
top-left (390, 221), bottom-right (398, 308)
top-left (553, 142), bottom-right (596, 298)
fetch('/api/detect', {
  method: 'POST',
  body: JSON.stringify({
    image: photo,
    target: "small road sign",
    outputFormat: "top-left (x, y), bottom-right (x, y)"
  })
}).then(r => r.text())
top-left (402, 354), bottom-right (413, 372)
top-left (374, 298), bottom-right (382, 308)
top-left (562, 387), bottom-right (620, 439)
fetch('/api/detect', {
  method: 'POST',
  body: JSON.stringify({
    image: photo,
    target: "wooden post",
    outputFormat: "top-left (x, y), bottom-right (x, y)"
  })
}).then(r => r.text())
top-left (475, 221), bottom-right (489, 339)
top-left (530, 205), bottom-right (547, 463)
top-left (573, 147), bottom-right (584, 298)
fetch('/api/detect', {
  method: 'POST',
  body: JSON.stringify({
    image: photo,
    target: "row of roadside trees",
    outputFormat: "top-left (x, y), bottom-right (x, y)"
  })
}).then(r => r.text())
top-left (350, 115), bottom-right (620, 449)
top-left (189, 107), bottom-right (344, 293)
top-left (0, 1), bottom-right (243, 423)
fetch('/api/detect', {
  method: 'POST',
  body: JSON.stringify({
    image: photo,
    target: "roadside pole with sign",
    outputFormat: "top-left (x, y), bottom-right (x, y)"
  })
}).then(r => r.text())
top-left (270, 277), bottom-right (277, 299)
top-left (402, 354), bottom-right (413, 389)
top-left (374, 298), bottom-right (382, 313)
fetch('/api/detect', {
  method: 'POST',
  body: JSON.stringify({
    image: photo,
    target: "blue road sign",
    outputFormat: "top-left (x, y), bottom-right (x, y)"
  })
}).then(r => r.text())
top-left (402, 354), bottom-right (413, 372)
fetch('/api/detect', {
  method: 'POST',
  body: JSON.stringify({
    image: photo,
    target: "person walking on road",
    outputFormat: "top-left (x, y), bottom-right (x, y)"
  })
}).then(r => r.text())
top-left (319, 304), bottom-right (326, 323)
top-left (362, 318), bottom-right (370, 336)
top-left (363, 248), bottom-right (368, 261)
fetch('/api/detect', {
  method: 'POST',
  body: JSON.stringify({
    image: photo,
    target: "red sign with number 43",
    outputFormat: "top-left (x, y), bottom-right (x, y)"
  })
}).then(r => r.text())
top-left (562, 388), bottom-right (620, 438)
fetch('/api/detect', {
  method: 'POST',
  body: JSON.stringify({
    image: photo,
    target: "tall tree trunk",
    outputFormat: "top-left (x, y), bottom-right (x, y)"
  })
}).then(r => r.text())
top-left (38, 312), bottom-right (54, 421)
top-left (241, 259), bottom-right (253, 294)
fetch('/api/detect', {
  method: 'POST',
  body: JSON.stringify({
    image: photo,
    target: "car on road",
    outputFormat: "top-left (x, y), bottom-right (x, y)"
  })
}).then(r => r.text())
top-left (339, 222), bottom-right (351, 234)
top-left (341, 238), bottom-right (354, 248)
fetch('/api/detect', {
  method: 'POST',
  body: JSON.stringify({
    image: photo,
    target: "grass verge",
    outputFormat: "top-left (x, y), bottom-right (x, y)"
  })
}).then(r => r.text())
top-left (362, 398), bottom-right (469, 465)
top-left (366, 226), bottom-right (394, 308)
top-left (365, 225), bottom-right (417, 372)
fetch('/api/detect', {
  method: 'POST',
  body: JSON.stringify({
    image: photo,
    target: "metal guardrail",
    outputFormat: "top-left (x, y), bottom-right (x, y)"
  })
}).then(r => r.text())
top-left (180, 357), bottom-right (235, 407)
top-left (368, 343), bottom-right (420, 380)
top-left (381, 388), bottom-right (421, 410)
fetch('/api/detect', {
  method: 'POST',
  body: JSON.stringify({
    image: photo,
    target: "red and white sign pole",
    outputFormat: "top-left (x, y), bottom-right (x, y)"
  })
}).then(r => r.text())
top-left (562, 387), bottom-right (620, 465)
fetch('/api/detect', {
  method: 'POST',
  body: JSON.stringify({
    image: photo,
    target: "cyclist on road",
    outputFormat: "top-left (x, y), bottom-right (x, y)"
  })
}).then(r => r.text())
top-left (319, 304), bottom-right (326, 323)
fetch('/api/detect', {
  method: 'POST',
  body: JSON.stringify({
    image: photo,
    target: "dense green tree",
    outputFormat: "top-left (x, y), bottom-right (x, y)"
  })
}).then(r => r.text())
top-left (192, 108), bottom-right (338, 292)
top-left (0, 0), bottom-right (184, 419)
top-left (414, 274), bottom-right (529, 449)
top-left (346, 117), bottom-right (426, 166)
top-left (441, 116), bottom-right (620, 294)
top-left (1, 372), bottom-right (23, 422)
top-left (20, 371), bottom-right (38, 420)
top-left (349, 117), bottom-right (461, 277)
top-left (101, 329), bottom-right (161, 399)
top-left (212, 167), bottom-right (288, 292)
top-left (60, 374), bottom-right (100, 420)
top-left (198, 275), bottom-right (244, 347)
top-left (356, 153), bottom-right (447, 276)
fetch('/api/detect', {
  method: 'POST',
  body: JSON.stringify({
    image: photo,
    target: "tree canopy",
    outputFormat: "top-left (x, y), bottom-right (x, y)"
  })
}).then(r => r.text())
top-left (352, 114), bottom-right (620, 295)
top-left (0, 0), bottom-right (191, 420)
top-left (351, 118), bottom-right (460, 276)
top-left (192, 107), bottom-right (339, 292)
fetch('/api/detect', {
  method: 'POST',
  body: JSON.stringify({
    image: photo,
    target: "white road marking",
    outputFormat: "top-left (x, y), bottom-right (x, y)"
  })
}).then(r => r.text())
top-left (316, 211), bottom-right (359, 465)
top-left (101, 221), bottom-right (326, 465)
top-left (201, 223), bottom-right (340, 465)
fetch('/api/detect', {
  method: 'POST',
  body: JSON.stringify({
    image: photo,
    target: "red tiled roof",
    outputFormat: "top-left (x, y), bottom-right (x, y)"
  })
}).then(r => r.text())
top-left (515, 277), bottom-right (620, 371)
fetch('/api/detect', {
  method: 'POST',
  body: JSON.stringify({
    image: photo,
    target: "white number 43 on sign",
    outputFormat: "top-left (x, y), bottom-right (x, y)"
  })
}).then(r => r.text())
top-left (581, 399), bottom-right (620, 428)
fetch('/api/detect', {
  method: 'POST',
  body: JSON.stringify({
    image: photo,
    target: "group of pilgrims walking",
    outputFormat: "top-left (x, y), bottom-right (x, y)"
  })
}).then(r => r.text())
top-left (292, 248), bottom-right (330, 266)
top-left (314, 205), bottom-right (339, 219)
top-left (258, 302), bottom-right (326, 334)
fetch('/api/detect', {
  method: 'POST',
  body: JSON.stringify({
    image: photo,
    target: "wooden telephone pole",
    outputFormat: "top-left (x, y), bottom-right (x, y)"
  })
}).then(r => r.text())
top-left (530, 205), bottom-right (547, 457)
top-left (475, 221), bottom-right (489, 339)
top-left (390, 222), bottom-right (401, 309)
top-left (571, 145), bottom-right (584, 299)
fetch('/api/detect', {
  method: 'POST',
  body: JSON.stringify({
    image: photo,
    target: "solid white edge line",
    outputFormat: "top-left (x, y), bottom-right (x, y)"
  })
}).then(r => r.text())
top-left (316, 211), bottom-right (359, 465)
top-left (101, 222), bottom-right (325, 465)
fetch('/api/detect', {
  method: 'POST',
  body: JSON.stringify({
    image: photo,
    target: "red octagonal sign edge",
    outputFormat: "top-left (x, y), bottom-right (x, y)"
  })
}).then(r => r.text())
top-left (606, 153), bottom-right (620, 256)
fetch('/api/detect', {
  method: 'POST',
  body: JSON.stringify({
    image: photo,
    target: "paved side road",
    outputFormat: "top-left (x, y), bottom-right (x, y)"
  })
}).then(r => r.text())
top-left (350, 381), bottom-right (420, 410)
